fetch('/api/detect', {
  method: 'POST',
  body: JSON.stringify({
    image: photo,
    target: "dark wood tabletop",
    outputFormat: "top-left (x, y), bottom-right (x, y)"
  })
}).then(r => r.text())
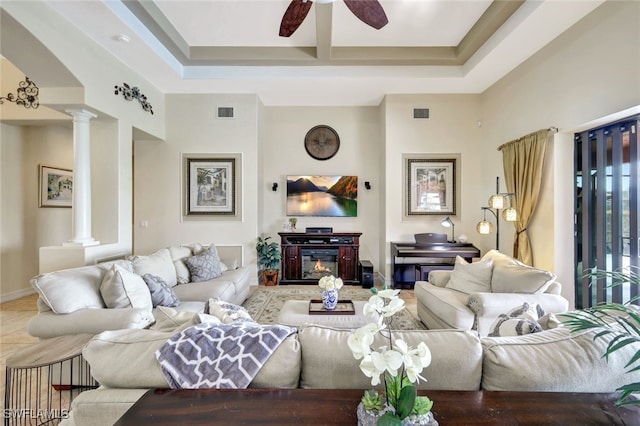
top-left (114, 388), bottom-right (640, 425)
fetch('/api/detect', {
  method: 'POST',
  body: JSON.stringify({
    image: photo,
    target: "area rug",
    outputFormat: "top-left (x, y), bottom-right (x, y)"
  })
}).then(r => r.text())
top-left (242, 286), bottom-right (426, 330)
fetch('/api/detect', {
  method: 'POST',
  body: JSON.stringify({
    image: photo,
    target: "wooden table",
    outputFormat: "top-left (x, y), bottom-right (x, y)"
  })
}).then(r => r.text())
top-left (114, 388), bottom-right (640, 425)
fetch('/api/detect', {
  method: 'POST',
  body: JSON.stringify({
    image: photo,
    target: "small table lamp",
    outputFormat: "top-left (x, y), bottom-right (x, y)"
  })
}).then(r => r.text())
top-left (440, 217), bottom-right (455, 243)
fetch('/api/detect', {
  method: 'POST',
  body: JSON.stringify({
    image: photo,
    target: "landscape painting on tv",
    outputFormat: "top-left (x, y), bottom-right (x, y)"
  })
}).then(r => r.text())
top-left (286, 175), bottom-right (357, 217)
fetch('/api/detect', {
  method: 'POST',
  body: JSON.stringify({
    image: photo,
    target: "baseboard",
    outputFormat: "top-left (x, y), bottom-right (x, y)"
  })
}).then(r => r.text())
top-left (0, 287), bottom-right (36, 304)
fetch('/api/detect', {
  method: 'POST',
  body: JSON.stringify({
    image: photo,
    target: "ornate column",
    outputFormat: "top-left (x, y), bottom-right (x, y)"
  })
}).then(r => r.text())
top-left (65, 109), bottom-right (99, 246)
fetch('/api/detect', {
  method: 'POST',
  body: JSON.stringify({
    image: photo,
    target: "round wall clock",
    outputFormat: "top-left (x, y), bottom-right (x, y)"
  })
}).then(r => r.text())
top-left (304, 125), bottom-right (340, 161)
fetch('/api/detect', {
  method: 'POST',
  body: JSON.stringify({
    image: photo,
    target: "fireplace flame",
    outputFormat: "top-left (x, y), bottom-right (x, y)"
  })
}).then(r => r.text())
top-left (314, 259), bottom-right (332, 273)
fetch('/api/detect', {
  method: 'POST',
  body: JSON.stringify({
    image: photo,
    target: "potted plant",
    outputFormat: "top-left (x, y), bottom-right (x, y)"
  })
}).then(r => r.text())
top-left (561, 266), bottom-right (640, 406)
top-left (256, 236), bottom-right (281, 286)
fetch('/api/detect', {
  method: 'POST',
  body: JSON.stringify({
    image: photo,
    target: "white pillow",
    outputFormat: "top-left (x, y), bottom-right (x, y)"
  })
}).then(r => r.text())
top-left (130, 248), bottom-right (178, 287)
top-left (100, 264), bottom-right (153, 310)
top-left (482, 250), bottom-right (556, 294)
top-left (488, 303), bottom-right (545, 337)
top-left (445, 256), bottom-right (493, 294)
top-left (30, 265), bottom-right (106, 314)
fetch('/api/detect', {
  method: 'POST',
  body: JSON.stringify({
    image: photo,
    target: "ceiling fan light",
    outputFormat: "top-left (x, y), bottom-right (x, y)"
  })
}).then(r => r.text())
top-left (476, 220), bottom-right (493, 235)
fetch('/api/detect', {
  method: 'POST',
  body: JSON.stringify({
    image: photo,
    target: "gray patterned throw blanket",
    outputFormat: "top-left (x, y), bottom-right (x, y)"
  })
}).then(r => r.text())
top-left (155, 322), bottom-right (296, 389)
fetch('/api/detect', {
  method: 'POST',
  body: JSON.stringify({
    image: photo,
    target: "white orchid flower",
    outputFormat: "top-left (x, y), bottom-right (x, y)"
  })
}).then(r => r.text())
top-left (347, 323), bottom-right (379, 359)
top-left (372, 349), bottom-right (403, 376)
top-left (363, 295), bottom-right (384, 317)
top-left (416, 341), bottom-right (432, 367)
top-left (359, 356), bottom-right (384, 386)
top-left (377, 289), bottom-right (401, 299)
top-left (405, 355), bottom-right (428, 384)
top-left (381, 297), bottom-right (405, 317)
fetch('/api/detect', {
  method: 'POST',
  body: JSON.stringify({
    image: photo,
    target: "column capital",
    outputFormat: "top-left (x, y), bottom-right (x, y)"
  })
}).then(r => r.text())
top-left (65, 109), bottom-right (97, 121)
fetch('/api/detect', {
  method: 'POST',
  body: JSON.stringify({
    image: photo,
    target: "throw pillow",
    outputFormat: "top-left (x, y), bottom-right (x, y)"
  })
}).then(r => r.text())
top-left (142, 274), bottom-right (180, 308)
top-left (169, 246), bottom-right (194, 284)
top-left (184, 245), bottom-right (222, 282)
top-left (100, 264), bottom-right (153, 310)
top-left (482, 250), bottom-right (556, 294)
top-left (206, 298), bottom-right (254, 324)
top-left (488, 302), bottom-right (545, 337)
top-left (130, 248), bottom-right (178, 287)
top-left (445, 256), bottom-right (493, 294)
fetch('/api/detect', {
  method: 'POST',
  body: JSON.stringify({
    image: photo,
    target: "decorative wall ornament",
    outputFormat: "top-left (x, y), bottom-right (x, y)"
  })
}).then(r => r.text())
top-left (0, 76), bottom-right (39, 109)
top-left (114, 82), bottom-right (154, 115)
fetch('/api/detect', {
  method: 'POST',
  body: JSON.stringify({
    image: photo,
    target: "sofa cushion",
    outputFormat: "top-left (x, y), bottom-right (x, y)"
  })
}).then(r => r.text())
top-left (206, 298), bottom-right (254, 324)
top-left (298, 325), bottom-right (482, 390)
top-left (482, 250), bottom-right (556, 294)
top-left (130, 248), bottom-right (178, 287)
top-left (151, 306), bottom-right (200, 332)
top-left (100, 264), bottom-right (153, 310)
top-left (488, 303), bottom-right (545, 337)
top-left (481, 326), bottom-right (640, 392)
top-left (172, 278), bottom-right (235, 302)
top-left (83, 327), bottom-right (301, 389)
top-left (445, 256), bottom-right (493, 294)
top-left (414, 282), bottom-right (475, 330)
top-left (169, 246), bottom-right (194, 285)
top-left (184, 246), bottom-right (222, 282)
top-left (142, 274), bottom-right (180, 308)
top-left (30, 264), bottom-right (107, 314)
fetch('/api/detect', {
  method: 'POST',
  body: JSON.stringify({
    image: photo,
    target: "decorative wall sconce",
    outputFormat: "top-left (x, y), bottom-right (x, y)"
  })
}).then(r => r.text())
top-left (272, 182), bottom-right (278, 192)
top-left (476, 177), bottom-right (517, 251)
top-left (114, 82), bottom-right (154, 115)
top-left (0, 76), bottom-right (39, 109)
top-left (364, 181), bottom-right (372, 190)
top-left (440, 216), bottom-right (455, 243)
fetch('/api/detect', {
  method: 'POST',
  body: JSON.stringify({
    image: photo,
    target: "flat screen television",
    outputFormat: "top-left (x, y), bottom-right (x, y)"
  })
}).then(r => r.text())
top-left (286, 175), bottom-right (357, 217)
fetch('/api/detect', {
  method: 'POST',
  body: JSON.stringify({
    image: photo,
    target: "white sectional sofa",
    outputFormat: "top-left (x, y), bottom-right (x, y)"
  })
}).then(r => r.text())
top-left (415, 250), bottom-right (569, 336)
top-left (27, 244), bottom-right (251, 339)
top-left (60, 307), bottom-right (640, 426)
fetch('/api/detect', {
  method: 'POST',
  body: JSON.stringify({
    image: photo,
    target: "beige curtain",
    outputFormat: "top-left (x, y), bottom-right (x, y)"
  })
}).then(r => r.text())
top-left (498, 129), bottom-right (550, 265)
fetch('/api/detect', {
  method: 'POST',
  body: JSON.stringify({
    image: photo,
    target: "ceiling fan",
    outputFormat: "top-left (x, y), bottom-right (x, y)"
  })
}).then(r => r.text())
top-left (279, 0), bottom-right (389, 37)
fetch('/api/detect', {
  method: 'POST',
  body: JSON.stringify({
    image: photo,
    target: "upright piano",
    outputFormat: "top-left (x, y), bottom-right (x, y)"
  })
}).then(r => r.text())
top-left (391, 238), bottom-right (480, 288)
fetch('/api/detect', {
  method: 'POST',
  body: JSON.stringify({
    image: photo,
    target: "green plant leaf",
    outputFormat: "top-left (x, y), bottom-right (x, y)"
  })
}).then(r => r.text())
top-left (396, 385), bottom-right (417, 420)
top-left (377, 412), bottom-right (402, 426)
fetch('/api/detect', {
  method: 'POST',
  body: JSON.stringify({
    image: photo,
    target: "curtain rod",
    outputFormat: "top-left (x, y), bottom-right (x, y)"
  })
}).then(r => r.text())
top-left (497, 127), bottom-right (558, 151)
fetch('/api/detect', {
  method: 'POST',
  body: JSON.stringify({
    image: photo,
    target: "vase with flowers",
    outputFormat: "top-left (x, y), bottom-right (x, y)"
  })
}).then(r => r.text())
top-left (348, 287), bottom-right (437, 425)
top-left (318, 275), bottom-right (343, 311)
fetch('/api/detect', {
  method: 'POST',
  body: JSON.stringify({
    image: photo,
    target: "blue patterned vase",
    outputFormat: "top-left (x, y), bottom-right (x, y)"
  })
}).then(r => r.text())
top-left (322, 289), bottom-right (339, 311)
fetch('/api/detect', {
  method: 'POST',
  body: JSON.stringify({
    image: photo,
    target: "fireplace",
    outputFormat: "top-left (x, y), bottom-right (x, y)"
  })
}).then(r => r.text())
top-left (301, 248), bottom-right (339, 280)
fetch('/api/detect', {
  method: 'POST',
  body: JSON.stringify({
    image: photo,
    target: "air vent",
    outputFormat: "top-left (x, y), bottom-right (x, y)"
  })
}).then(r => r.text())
top-left (217, 106), bottom-right (234, 119)
top-left (413, 108), bottom-right (429, 119)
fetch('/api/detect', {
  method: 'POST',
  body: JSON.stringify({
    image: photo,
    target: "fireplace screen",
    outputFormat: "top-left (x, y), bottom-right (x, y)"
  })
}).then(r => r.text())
top-left (301, 248), bottom-right (339, 280)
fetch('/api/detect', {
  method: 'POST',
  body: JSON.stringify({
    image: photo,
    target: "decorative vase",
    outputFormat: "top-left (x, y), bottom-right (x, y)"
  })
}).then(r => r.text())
top-left (356, 402), bottom-right (438, 426)
top-left (322, 288), bottom-right (338, 310)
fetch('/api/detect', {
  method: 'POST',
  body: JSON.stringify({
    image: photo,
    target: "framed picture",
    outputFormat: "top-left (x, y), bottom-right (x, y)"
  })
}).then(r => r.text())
top-left (185, 156), bottom-right (237, 216)
top-left (39, 165), bottom-right (73, 208)
top-left (405, 155), bottom-right (458, 216)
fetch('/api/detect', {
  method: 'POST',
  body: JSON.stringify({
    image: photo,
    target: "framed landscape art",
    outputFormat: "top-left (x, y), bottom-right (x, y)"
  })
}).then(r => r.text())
top-left (184, 155), bottom-right (239, 217)
top-left (39, 165), bottom-right (73, 208)
top-left (404, 154), bottom-right (459, 216)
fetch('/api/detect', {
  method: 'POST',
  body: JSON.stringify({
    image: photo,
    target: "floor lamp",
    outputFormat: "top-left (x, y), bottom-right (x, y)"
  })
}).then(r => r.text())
top-left (476, 177), bottom-right (517, 251)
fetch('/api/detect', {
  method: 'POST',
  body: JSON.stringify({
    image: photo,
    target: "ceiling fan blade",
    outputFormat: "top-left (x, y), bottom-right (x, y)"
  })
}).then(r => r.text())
top-left (343, 0), bottom-right (388, 30)
top-left (280, 0), bottom-right (314, 37)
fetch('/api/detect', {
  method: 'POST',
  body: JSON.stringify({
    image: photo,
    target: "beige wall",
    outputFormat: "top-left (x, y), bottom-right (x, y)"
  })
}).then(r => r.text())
top-left (133, 94), bottom-right (260, 278)
top-left (260, 106), bottom-right (381, 269)
top-left (382, 94), bottom-right (485, 282)
top-left (0, 123), bottom-right (73, 299)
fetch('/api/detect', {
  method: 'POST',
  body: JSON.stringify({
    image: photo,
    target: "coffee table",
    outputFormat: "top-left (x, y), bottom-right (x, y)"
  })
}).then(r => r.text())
top-left (115, 388), bottom-right (639, 425)
top-left (278, 299), bottom-right (376, 328)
